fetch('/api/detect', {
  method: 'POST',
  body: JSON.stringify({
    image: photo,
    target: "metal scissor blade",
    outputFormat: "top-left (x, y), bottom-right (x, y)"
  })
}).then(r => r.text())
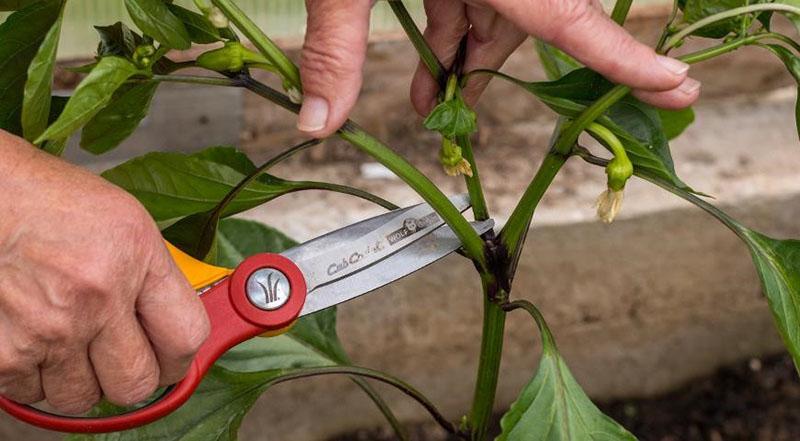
top-left (299, 219), bottom-right (495, 317)
top-left (282, 194), bottom-right (471, 291)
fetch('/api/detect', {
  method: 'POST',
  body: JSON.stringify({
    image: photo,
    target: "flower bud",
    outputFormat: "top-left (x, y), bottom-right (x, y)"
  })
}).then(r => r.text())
top-left (197, 42), bottom-right (270, 72)
top-left (605, 155), bottom-right (633, 192)
top-left (439, 137), bottom-right (473, 177)
top-left (133, 44), bottom-right (156, 69)
top-left (207, 6), bottom-right (229, 29)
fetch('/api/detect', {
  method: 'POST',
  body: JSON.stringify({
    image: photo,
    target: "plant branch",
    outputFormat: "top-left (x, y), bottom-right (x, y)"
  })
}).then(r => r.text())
top-left (663, 4), bottom-right (800, 51)
top-left (210, 0), bottom-right (301, 89)
top-left (352, 378), bottom-right (409, 441)
top-left (235, 75), bottom-right (487, 268)
top-left (262, 366), bottom-right (459, 436)
top-left (388, 0), bottom-right (447, 90)
top-left (610, 0), bottom-right (634, 25)
top-left (291, 181), bottom-right (398, 210)
top-left (500, 299), bottom-right (556, 349)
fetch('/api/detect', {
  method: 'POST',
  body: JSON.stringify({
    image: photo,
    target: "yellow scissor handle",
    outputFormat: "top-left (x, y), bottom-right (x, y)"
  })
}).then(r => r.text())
top-left (164, 240), bottom-right (294, 338)
top-left (164, 240), bottom-right (233, 291)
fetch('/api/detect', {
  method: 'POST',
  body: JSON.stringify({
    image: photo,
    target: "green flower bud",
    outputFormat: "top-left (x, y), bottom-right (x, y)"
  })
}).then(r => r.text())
top-left (439, 137), bottom-right (473, 177)
top-left (133, 44), bottom-right (157, 69)
top-left (197, 42), bottom-right (245, 72)
top-left (605, 154), bottom-right (633, 192)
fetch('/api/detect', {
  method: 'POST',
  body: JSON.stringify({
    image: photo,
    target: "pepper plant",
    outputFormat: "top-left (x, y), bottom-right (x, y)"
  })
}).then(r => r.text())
top-left (3, 0), bottom-right (800, 439)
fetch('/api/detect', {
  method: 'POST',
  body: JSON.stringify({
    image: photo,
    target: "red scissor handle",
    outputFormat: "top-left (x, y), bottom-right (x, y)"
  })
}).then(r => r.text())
top-left (0, 253), bottom-right (307, 434)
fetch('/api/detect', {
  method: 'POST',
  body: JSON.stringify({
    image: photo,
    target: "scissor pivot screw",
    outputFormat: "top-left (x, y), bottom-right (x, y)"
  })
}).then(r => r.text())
top-left (246, 268), bottom-right (291, 311)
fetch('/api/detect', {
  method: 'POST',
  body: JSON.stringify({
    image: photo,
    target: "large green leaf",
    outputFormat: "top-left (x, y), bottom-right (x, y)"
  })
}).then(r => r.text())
top-left (124, 0), bottom-right (191, 50)
top-left (35, 56), bottom-right (145, 145)
top-left (0, 0), bottom-right (62, 135)
top-left (0, 0), bottom-right (37, 11)
top-left (102, 149), bottom-right (306, 229)
top-left (534, 41), bottom-right (581, 81)
top-left (479, 68), bottom-right (697, 192)
top-left (21, 0), bottom-right (63, 142)
top-left (679, 0), bottom-right (769, 38)
top-left (617, 166), bottom-right (800, 378)
top-left (759, 44), bottom-right (800, 141)
top-left (658, 107), bottom-right (695, 140)
top-left (497, 306), bottom-right (636, 441)
top-left (80, 82), bottom-right (160, 154)
top-left (166, 3), bottom-right (221, 44)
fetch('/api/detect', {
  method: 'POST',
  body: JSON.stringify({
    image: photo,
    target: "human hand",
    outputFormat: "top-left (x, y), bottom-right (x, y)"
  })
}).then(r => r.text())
top-left (0, 131), bottom-right (210, 414)
top-left (297, 0), bottom-right (700, 137)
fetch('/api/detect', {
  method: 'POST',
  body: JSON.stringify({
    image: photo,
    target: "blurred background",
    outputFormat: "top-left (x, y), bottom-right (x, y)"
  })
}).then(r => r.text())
top-left (3, 1), bottom-right (800, 440)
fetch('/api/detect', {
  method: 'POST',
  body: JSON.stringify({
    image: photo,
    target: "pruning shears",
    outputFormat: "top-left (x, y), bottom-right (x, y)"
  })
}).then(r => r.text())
top-left (0, 195), bottom-right (493, 434)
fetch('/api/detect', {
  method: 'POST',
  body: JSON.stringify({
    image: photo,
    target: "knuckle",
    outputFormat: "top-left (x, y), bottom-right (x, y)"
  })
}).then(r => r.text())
top-left (300, 37), bottom-right (358, 85)
top-left (49, 388), bottom-right (101, 415)
top-left (107, 358), bottom-right (160, 406)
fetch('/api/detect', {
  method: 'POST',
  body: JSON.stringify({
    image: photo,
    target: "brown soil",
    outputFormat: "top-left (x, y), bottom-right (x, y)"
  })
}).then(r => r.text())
top-left (330, 354), bottom-right (800, 441)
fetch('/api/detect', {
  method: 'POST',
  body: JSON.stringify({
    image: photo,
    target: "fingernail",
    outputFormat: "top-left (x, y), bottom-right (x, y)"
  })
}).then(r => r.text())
top-left (678, 77), bottom-right (702, 95)
top-left (297, 95), bottom-right (329, 133)
top-left (656, 55), bottom-right (690, 76)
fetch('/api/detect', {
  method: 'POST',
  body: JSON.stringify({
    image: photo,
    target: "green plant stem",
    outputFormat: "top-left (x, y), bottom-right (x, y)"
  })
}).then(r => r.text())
top-left (458, 134), bottom-right (490, 221)
top-left (656, 0), bottom-right (681, 51)
top-left (292, 181), bottom-right (398, 210)
top-left (610, 0), bottom-right (634, 25)
top-left (210, 0), bottom-right (301, 89)
top-left (663, 4), bottom-right (800, 51)
top-left (388, 0), bottom-right (447, 90)
top-left (233, 75), bottom-right (487, 267)
top-left (338, 123), bottom-right (487, 267)
top-left (677, 32), bottom-right (800, 64)
top-left (500, 300), bottom-right (555, 349)
top-left (263, 365), bottom-right (459, 436)
top-left (467, 280), bottom-right (507, 441)
top-left (352, 378), bottom-right (410, 441)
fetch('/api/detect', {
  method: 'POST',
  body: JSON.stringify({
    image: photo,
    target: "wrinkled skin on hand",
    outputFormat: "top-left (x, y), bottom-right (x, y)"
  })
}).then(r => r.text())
top-left (0, 130), bottom-right (209, 414)
top-left (296, 0), bottom-right (701, 137)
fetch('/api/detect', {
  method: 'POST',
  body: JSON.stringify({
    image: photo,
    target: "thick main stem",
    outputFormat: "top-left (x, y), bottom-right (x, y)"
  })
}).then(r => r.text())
top-left (467, 276), bottom-right (507, 441)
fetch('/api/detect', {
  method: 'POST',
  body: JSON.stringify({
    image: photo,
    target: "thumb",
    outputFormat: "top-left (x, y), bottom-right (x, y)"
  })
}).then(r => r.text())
top-left (297, 0), bottom-right (372, 137)
top-left (492, 0), bottom-right (690, 92)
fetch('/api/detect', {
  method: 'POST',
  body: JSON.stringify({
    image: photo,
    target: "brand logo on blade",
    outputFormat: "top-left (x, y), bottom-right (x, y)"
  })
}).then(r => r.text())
top-left (385, 213), bottom-right (439, 246)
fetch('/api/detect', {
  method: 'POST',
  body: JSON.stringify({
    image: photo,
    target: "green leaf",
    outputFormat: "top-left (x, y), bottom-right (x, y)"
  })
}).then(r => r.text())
top-left (760, 44), bottom-right (800, 140)
top-left (102, 148), bottom-right (305, 229)
top-left (0, 0), bottom-right (63, 135)
top-left (480, 68), bottom-right (697, 193)
top-left (679, 0), bottom-right (765, 38)
top-left (94, 22), bottom-right (141, 58)
top-left (497, 306), bottom-right (636, 441)
top-left (124, 0), bottom-right (191, 50)
top-left (534, 41), bottom-right (581, 81)
top-left (623, 167), bottom-right (800, 380)
top-left (35, 56), bottom-right (145, 146)
top-left (166, 3), bottom-right (221, 44)
top-left (424, 97), bottom-right (477, 138)
top-left (658, 107), bottom-right (695, 140)
top-left (20, 0), bottom-right (63, 142)
top-left (0, 0), bottom-right (37, 10)
top-left (80, 82), bottom-right (159, 154)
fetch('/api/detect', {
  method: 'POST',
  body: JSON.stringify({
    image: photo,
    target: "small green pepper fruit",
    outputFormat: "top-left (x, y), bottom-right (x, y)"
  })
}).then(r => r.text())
top-left (439, 137), bottom-right (473, 177)
top-left (197, 42), bottom-right (271, 73)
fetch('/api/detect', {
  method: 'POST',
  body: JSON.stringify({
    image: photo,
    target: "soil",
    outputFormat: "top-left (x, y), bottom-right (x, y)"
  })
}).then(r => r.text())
top-left (329, 354), bottom-right (800, 441)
